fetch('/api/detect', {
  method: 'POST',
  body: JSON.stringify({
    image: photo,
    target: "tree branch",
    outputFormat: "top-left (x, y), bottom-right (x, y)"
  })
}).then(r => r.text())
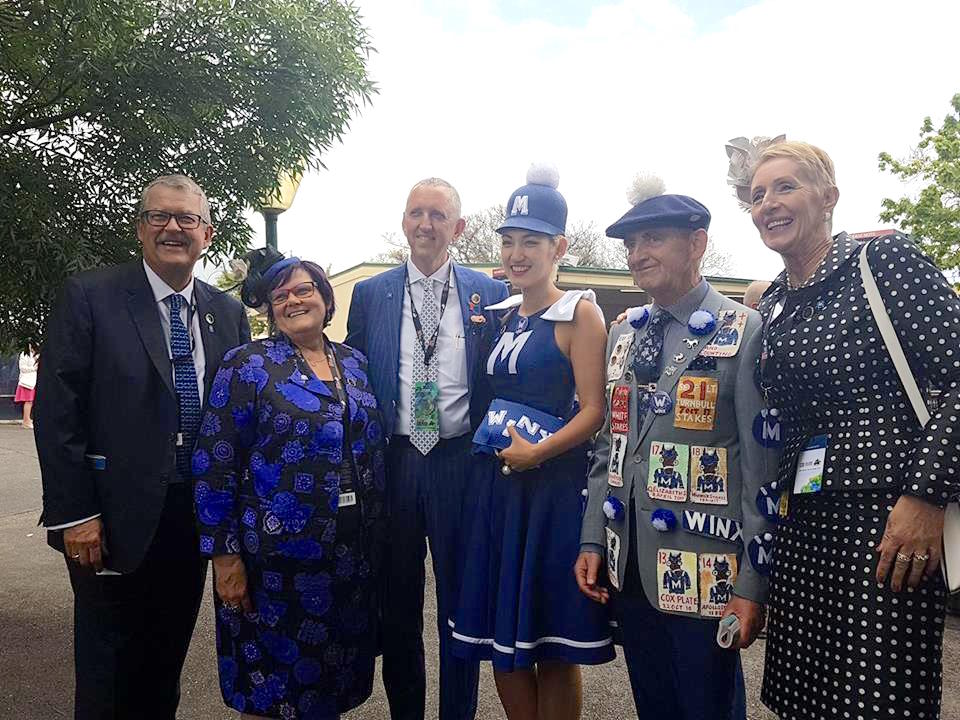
top-left (0, 104), bottom-right (89, 136)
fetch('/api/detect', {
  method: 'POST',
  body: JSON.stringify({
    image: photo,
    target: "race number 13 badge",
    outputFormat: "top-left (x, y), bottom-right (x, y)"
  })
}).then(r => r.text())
top-left (673, 375), bottom-right (718, 431)
top-left (658, 548), bottom-right (698, 614)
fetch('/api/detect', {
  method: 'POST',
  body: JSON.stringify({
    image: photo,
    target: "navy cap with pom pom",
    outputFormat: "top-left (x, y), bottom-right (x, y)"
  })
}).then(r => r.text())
top-left (606, 194), bottom-right (711, 239)
top-left (497, 162), bottom-right (568, 237)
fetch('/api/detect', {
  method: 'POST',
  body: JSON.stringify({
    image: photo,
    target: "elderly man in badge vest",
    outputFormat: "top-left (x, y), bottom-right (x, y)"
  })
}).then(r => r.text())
top-left (345, 178), bottom-right (508, 720)
top-left (575, 177), bottom-right (779, 720)
top-left (35, 174), bottom-right (251, 719)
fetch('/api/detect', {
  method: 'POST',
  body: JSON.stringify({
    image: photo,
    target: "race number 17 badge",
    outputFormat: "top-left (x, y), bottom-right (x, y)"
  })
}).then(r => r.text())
top-left (673, 376), bottom-right (718, 431)
top-left (647, 441), bottom-right (688, 502)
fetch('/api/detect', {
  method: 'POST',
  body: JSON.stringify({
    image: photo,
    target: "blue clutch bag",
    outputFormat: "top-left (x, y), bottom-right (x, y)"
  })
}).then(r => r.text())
top-left (472, 398), bottom-right (566, 455)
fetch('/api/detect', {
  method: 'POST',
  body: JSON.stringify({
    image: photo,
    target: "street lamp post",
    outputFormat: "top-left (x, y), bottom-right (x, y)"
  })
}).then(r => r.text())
top-left (257, 172), bottom-right (303, 252)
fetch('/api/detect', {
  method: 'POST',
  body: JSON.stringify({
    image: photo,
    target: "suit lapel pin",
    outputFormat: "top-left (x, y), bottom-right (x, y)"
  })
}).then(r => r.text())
top-left (205, 312), bottom-right (215, 331)
top-left (673, 353), bottom-right (684, 363)
top-left (683, 338), bottom-right (699, 349)
top-left (665, 365), bottom-right (677, 376)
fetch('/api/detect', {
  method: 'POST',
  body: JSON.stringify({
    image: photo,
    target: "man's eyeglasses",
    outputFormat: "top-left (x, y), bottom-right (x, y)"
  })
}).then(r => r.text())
top-left (269, 281), bottom-right (320, 306)
top-left (140, 210), bottom-right (209, 230)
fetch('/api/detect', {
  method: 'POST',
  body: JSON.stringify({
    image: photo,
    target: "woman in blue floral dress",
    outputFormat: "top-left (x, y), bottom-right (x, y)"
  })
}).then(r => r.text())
top-left (193, 253), bottom-right (386, 720)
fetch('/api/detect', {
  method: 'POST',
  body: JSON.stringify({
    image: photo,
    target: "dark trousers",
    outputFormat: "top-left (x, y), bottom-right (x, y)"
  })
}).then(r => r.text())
top-left (382, 435), bottom-right (480, 720)
top-left (67, 484), bottom-right (207, 720)
top-left (614, 503), bottom-right (745, 720)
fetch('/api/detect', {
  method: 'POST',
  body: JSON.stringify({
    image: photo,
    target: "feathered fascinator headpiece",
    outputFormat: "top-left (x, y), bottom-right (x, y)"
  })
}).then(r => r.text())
top-left (725, 135), bottom-right (786, 210)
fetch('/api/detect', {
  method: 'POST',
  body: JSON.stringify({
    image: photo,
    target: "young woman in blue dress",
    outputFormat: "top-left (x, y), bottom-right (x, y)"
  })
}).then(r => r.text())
top-left (450, 165), bottom-right (613, 720)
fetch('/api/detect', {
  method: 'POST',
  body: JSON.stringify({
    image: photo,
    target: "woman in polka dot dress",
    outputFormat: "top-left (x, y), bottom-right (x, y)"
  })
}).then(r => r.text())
top-left (737, 139), bottom-right (956, 719)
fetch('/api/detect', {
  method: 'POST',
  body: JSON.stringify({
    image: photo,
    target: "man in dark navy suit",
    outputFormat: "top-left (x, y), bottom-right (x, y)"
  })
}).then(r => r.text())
top-left (346, 178), bottom-right (508, 720)
top-left (35, 175), bottom-right (251, 719)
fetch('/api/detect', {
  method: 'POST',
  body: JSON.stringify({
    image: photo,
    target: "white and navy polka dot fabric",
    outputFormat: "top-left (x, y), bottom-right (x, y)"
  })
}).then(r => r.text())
top-left (756, 232), bottom-right (955, 719)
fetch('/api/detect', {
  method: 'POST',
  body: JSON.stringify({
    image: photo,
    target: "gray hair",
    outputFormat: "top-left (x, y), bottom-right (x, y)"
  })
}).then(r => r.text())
top-left (139, 174), bottom-right (211, 223)
top-left (409, 177), bottom-right (462, 218)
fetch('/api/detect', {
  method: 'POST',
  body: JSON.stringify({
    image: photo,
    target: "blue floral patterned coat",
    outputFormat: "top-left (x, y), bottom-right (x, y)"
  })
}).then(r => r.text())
top-left (193, 334), bottom-right (386, 720)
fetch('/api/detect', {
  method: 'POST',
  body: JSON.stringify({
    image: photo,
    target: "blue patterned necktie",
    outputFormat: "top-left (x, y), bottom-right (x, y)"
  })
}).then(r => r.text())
top-left (632, 309), bottom-right (669, 415)
top-left (167, 293), bottom-right (201, 481)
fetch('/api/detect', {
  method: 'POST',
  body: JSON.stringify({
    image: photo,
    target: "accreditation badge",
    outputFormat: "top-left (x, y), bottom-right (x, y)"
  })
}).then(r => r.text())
top-left (607, 332), bottom-right (634, 381)
top-left (793, 434), bottom-right (827, 494)
top-left (689, 446), bottom-right (728, 505)
top-left (657, 548), bottom-right (698, 614)
top-left (413, 380), bottom-right (440, 432)
top-left (698, 553), bottom-right (738, 618)
top-left (701, 310), bottom-right (748, 358)
top-left (673, 375), bottom-right (718, 431)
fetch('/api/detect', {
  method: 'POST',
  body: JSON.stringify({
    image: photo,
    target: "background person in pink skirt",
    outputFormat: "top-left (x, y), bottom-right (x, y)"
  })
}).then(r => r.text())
top-left (15, 351), bottom-right (37, 429)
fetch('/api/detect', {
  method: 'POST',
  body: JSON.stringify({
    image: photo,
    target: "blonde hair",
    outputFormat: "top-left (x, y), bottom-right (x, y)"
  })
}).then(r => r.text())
top-left (752, 140), bottom-right (836, 192)
top-left (139, 174), bottom-right (211, 223)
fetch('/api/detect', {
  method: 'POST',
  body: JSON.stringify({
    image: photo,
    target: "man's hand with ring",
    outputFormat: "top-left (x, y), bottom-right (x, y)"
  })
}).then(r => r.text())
top-left (63, 517), bottom-right (105, 572)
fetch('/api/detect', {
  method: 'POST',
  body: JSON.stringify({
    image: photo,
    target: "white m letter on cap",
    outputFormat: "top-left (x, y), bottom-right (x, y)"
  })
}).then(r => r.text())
top-left (511, 195), bottom-right (529, 216)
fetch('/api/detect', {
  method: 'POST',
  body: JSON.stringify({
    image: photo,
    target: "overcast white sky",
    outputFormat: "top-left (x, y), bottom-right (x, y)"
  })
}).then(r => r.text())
top-left (215, 0), bottom-right (960, 283)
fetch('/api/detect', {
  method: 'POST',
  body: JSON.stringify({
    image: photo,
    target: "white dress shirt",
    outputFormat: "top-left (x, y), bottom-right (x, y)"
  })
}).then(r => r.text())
top-left (395, 257), bottom-right (471, 438)
top-left (46, 262), bottom-right (206, 532)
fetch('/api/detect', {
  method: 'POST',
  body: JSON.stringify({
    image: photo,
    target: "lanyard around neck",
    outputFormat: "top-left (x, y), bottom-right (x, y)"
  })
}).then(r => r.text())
top-left (405, 264), bottom-right (452, 366)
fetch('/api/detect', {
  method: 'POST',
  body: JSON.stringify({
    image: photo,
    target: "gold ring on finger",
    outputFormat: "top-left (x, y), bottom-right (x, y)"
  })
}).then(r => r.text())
top-left (913, 552), bottom-right (930, 562)
top-left (895, 551), bottom-right (912, 563)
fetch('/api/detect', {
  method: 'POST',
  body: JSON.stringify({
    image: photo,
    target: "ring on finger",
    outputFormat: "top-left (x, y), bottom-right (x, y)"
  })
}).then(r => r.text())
top-left (71, 553), bottom-right (81, 560)
top-left (895, 551), bottom-right (912, 563)
top-left (913, 552), bottom-right (930, 562)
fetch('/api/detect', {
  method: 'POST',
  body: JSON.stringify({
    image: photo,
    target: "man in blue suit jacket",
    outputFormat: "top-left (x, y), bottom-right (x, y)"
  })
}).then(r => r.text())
top-left (346, 178), bottom-right (508, 720)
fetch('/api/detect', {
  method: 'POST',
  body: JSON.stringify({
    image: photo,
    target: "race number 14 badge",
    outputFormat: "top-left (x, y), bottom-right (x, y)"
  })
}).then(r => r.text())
top-left (673, 376), bottom-right (718, 431)
top-left (698, 553), bottom-right (738, 618)
top-left (690, 446), bottom-right (728, 505)
top-left (658, 548), bottom-right (698, 614)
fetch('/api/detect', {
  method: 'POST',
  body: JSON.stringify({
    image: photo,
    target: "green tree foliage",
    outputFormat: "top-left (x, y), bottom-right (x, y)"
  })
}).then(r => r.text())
top-left (879, 93), bottom-right (960, 271)
top-left (0, 0), bottom-right (374, 351)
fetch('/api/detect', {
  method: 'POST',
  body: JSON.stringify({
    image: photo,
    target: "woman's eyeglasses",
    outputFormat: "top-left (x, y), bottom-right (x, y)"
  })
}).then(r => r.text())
top-left (269, 281), bottom-right (320, 306)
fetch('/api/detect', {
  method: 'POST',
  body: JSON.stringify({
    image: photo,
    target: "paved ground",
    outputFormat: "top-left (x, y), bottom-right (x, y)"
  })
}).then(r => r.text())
top-left (0, 422), bottom-right (956, 719)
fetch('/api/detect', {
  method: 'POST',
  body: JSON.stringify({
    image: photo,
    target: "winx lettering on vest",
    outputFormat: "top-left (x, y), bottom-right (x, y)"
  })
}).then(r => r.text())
top-left (681, 510), bottom-right (743, 542)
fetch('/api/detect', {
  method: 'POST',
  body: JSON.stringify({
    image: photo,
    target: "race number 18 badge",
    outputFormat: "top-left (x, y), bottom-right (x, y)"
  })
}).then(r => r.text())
top-left (673, 375), bottom-right (718, 431)
top-left (657, 548), bottom-right (698, 614)
top-left (698, 553), bottom-right (738, 618)
top-left (647, 441), bottom-right (688, 502)
top-left (690, 446), bottom-right (728, 505)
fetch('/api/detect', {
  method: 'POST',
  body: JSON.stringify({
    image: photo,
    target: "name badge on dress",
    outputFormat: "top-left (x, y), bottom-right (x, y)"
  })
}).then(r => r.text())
top-left (793, 434), bottom-right (827, 494)
top-left (413, 380), bottom-right (440, 432)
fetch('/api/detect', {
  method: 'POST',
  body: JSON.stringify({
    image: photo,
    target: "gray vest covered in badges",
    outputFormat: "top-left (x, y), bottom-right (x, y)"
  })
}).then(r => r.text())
top-left (580, 283), bottom-right (781, 619)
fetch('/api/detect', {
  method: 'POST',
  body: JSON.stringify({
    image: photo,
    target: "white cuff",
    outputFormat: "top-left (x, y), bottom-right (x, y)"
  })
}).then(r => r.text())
top-left (46, 513), bottom-right (101, 531)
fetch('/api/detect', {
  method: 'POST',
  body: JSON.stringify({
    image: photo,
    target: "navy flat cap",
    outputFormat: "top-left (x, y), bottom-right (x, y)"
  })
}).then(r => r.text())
top-left (606, 193), bottom-right (711, 239)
